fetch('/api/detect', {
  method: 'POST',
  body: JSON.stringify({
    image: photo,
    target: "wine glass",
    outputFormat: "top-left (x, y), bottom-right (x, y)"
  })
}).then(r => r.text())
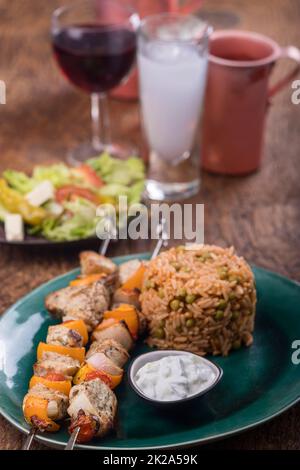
top-left (51, 0), bottom-right (139, 164)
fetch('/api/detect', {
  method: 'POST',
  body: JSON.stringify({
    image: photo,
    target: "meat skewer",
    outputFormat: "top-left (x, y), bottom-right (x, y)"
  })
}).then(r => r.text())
top-left (65, 309), bottom-right (136, 446)
top-left (22, 236), bottom-right (113, 450)
top-left (64, 219), bottom-right (168, 449)
top-left (24, 219), bottom-right (168, 449)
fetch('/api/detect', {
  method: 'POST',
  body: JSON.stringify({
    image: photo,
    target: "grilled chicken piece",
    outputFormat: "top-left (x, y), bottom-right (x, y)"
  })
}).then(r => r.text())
top-left (80, 251), bottom-right (118, 276)
top-left (46, 325), bottom-right (83, 348)
top-left (24, 383), bottom-right (68, 421)
top-left (86, 339), bottom-right (129, 368)
top-left (68, 378), bottom-right (117, 442)
top-left (92, 321), bottom-right (134, 351)
top-left (45, 281), bottom-right (110, 331)
top-left (112, 287), bottom-right (141, 309)
top-left (34, 352), bottom-right (80, 380)
top-left (118, 259), bottom-right (142, 285)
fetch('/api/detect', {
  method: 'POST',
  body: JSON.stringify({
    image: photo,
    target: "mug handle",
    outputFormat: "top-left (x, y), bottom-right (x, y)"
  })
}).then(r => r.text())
top-left (268, 46), bottom-right (300, 98)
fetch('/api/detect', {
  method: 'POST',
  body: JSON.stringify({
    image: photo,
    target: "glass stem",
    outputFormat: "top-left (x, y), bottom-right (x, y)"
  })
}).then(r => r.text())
top-left (91, 93), bottom-right (111, 150)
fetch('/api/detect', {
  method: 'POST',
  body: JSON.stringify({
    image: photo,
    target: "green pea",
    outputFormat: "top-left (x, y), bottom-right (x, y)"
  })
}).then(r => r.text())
top-left (228, 292), bottom-right (236, 300)
top-left (182, 266), bottom-right (191, 273)
top-left (215, 310), bottom-right (224, 320)
top-left (158, 288), bottom-right (165, 299)
top-left (171, 261), bottom-right (181, 271)
top-left (232, 311), bottom-right (240, 320)
top-left (218, 267), bottom-right (228, 280)
top-left (145, 280), bottom-right (155, 289)
top-left (202, 251), bottom-right (212, 261)
top-left (185, 294), bottom-right (196, 304)
top-left (186, 318), bottom-right (195, 328)
top-left (217, 299), bottom-right (227, 310)
top-left (233, 340), bottom-right (241, 350)
top-left (177, 288), bottom-right (187, 298)
top-left (229, 275), bottom-right (240, 283)
top-left (170, 299), bottom-right (180, 311)
top-left (154, 328), bottom-right (165, 339)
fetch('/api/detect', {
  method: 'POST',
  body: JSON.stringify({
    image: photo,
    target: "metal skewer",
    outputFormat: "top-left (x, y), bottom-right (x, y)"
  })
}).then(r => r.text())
top-left (64, 426), bottom-right (80, 450)
top-left (151, 217), bottom-right (168, 259)
top-left (64, 218), bottom-right (168, 450)
top-left (22, 427), bottom-right (37, 450)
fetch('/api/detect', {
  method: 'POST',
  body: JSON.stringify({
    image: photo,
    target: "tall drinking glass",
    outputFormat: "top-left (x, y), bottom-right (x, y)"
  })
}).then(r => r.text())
top-left (138, 13), bottom-right (211, 200)
top-left (51, 0), bottom-right (139, 164)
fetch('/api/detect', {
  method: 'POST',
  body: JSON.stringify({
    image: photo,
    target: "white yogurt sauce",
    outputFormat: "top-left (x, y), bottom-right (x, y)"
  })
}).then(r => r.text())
top-left (135, 355), bottom-right (217, 401)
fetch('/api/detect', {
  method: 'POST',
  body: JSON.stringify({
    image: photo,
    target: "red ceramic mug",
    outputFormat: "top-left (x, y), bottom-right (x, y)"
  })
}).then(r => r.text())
top-left (202, 30), bottom-right (300, 175)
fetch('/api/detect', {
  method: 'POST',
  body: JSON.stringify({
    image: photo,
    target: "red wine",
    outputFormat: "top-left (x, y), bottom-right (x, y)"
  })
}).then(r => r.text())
top-left (52, 24), bottom-right (136, 93)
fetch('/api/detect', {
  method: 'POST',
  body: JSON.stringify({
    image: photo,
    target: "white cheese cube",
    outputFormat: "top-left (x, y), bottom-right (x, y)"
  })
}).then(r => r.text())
top-left (25, 180), bottom-right (54, 207)
top-left (4, 214), bottom-right (24, 241)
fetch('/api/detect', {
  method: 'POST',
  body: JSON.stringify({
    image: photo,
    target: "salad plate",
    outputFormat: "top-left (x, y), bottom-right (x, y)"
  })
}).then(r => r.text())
top-left (0, 253), bottom-right (300, 449)
top-left (0, 153), bottom-right (145, 246)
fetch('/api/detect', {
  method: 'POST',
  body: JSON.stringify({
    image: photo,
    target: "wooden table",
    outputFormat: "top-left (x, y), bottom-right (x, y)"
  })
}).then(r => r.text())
top-left (0, 0), bottom-right (299, 450)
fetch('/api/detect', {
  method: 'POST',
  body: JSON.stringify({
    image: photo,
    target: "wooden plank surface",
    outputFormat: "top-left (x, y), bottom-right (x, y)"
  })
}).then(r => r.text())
top-left (0, 0), bottom-right (300, 450)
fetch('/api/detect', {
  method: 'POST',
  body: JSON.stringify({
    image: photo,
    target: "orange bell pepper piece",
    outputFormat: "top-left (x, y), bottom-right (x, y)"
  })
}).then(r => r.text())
top-left (69, 273), bottom-right (106, 287)
top-left (62, 319), bottom-right (89, 345)
top-left (23, 396), bottom-right (59, 432)
top-left (37, 342), bottom-right (85, 364)
top-left (29, 376), bottom-right (72, 396)
top-left (121, 264), bottom-right (146, 291)
top-left (104, 304), bottom-right (139, 338)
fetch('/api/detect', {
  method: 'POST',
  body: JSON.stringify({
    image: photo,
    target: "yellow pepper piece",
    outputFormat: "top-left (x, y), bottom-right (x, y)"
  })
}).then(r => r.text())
top-left (29, 376), bottom-right (72, 396)
top-left (0, 179), bottom-right (46, 225)
top-left (37, 342), bottom-right (85, 364)
top-left (23, 395), bottom-right (59, 432)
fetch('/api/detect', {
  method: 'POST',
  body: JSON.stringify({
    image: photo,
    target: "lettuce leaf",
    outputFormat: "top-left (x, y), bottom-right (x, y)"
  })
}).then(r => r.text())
top-left (40, 198), bottom-right (98, 241)
top-left (87, 153), bottom-right (145, 186)
top-left (33, 164), bottom-right (73, 188)
top-left (0, 202), bottom-right (9, 222)
top-left (3, 170), bottom-right (35, 194)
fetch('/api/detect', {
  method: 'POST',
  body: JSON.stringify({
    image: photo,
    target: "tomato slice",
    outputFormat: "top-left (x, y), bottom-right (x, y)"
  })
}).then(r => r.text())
top-left (85, 370), bottom-right (113, 388)
top-left (44, 372), bottom-right (66, 382)
top-left (75, 164), bottom-right (103, 188)
top-left (55, 185), bottom-right (100, 204)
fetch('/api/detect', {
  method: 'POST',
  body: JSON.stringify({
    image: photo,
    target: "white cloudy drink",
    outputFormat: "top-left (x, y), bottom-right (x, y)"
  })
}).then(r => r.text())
top-left (138, 14), bottom-right (210, 200)
top-left (139, 44), bottom-right (207, 164)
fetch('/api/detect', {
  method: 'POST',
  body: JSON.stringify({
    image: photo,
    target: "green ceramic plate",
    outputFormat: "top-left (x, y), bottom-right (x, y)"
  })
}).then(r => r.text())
top-left (0, 253), bottom-right (299, 450)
